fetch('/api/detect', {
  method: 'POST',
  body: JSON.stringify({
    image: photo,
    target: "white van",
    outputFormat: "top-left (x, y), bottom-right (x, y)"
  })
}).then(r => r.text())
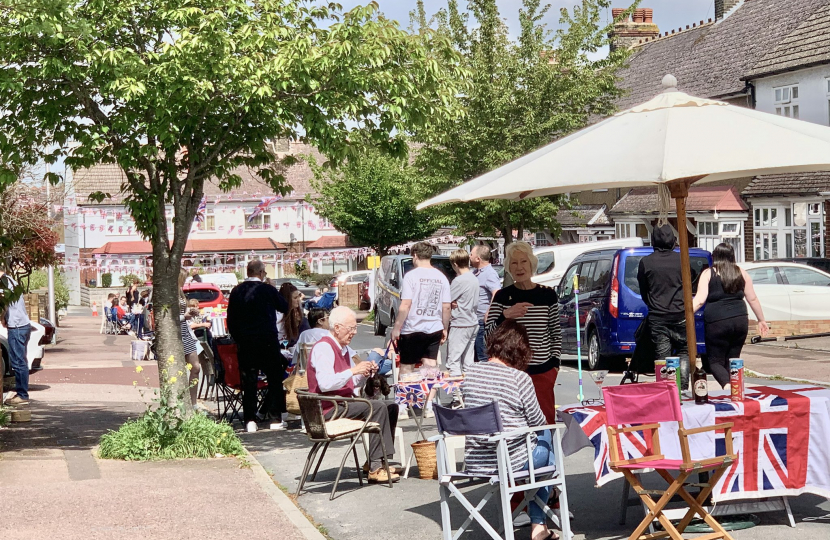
top-left (199, 273), bottom-right (239, 293)
top-left (531, 238), bottom-right (644, 288)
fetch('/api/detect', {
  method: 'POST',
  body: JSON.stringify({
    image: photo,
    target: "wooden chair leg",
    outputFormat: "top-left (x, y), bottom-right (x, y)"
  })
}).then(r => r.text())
top-left (625, 469), bottom-right (689, 540)
top-left (658, 467), bottom-right (734, 540)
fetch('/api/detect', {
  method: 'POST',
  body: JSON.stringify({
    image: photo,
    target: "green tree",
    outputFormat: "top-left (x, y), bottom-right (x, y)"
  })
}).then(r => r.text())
top-left (310, 150), bottom-right (438, 256)
top-left (0, 0), bottom-right (464, 409)
top-left (412, 0), bottom-right (633, 243)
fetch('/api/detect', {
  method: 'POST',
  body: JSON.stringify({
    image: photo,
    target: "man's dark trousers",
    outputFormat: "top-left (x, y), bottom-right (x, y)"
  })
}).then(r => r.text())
top-left (236, 338), bottom-right (285, 423)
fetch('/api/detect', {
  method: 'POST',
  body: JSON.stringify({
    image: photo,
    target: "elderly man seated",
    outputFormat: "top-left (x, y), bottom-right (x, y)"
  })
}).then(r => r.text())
top-left (307, 306), bottom-right (401, 483)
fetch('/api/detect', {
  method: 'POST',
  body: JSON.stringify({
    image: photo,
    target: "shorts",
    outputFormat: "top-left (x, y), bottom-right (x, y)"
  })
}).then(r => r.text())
top-left (398, 330), bottom-right (443, 365)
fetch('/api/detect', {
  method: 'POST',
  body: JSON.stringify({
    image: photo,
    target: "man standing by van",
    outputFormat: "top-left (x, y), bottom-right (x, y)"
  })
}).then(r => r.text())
top-left (470, 245), bottom-right (500, 362)
top-left (637, 224), bottom-right (690, 392)
top-left (390, 242), bottom-right (451, 377)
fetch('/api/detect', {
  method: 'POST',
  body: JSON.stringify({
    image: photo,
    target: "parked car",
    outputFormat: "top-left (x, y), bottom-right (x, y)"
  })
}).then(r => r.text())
top-left (198, 272), bottom-right (239, 294)
top-left (557, 246), bottom-right (712, 369)
top-left (39, 317), bottom-right (56, 345)
top-left (0, 320), bottom-right (46, 377)
top-left (272, 277), bottom-right (318, 299)
top-left (182, 282), bottom-right (225, 309)
top-left (738, 261), bottom-right (830, 320)
top-left (373, 254), bottom-right (456, 336)
top-left (532, 237), bottom-right (644, 289)
top-left (330, 270), bottom-right (372, 298)
top-left (765, 257), bottom-right (830, 274)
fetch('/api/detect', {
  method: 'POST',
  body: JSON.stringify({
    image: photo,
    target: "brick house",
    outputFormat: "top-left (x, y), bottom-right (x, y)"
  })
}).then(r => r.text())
top-left (578, 0), bottom-right (830, 262)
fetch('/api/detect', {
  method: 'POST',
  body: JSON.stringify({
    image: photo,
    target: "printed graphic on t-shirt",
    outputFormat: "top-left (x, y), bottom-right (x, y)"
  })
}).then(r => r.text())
top-left (416, 280), bottom-right (442, 317)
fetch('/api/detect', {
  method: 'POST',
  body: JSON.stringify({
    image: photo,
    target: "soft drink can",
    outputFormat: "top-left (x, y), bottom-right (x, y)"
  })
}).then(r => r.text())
top-left (730, 358), bottom-right (744, 402)
top-left (665, 357), bottom-right (681, 399)
top-left (654, 360), bottom-right (667, 382)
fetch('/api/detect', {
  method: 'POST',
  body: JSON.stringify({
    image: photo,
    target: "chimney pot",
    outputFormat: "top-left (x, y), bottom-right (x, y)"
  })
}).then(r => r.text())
top-left (708, 18), bottom-right (712, 23)
top-left (693, 23), bottom-right (696, 27)
top-left (644, 8), bottom-right (653, 23)
top-left (686, 25), bottom-right (690, 29)
top-left (700, 20), bottom-right (704, 25)
top-left (633, 9), bottom-right (645, 23)
top-left (671, 29), bottom-right (675, 34)
top-left (612, 8), bottom-right (626, 20)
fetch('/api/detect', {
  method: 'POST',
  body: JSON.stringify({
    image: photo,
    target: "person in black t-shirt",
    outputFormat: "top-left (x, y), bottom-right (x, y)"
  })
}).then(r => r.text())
top-left (227, 260), bottom-right (288, 433)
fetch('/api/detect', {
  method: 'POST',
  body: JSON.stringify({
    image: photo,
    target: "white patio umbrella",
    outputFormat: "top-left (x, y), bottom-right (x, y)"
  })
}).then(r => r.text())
top-left (419, 75), bottom-right (830, 366)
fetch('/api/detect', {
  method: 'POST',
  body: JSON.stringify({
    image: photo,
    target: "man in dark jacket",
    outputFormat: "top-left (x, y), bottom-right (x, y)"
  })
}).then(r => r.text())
top-left (637, 224), bottom-right (689, 391)
top-left (227, 260), bottom-right (288, 432)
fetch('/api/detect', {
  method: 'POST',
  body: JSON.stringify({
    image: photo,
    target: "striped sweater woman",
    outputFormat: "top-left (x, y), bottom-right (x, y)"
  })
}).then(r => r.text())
top-left (485, 242), bottom-right (561, 423)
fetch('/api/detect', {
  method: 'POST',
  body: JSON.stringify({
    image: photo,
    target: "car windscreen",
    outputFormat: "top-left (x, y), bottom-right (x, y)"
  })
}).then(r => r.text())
top-left (185, 289), bottom-right (220, 303)
top-left (536, 252), bottom-right (555, 275)
top-left (623, 254), bottom-right (709, 295)
top-left (402, 258), bottom-right (456, 282)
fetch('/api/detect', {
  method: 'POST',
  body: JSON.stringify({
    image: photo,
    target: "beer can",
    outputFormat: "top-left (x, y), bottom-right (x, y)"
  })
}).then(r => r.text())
top-left (729, 358), bottom-right (744, 402)
top-left (654, 359), bottom-right (667, 382)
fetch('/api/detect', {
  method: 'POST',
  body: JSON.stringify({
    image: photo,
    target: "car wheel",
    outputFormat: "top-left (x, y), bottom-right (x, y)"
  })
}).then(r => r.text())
top-left (373, 308), bottom-right (387, 336)
top-left (587, 329), bottom-right (605, 371)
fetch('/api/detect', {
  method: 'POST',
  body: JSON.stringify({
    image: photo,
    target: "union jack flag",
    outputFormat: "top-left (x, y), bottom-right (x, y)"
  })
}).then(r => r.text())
top-left (195, 196), bottom-right (207, 223)
top-left (395, 385), bottom-right (427, 408)
top-left (247, 196), bottom-right (279, 223)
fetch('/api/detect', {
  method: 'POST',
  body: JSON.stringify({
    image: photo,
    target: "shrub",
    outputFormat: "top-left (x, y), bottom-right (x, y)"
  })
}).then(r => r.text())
top-left (98, 359), bottom-right (244, 461)
top-left (294, 259), bottom-right (311, 280)
top-left (234, 270), bottom-right (244, 282)
top-left (0, 407), bottom-right (10, 427)
top-left (101, 273), bottom-right (112, 288)
top-left (24, 268), bottom-right (70, 311)
top-left (308, 273), bottom-right (335, 287)
top-left (119, 273), bottom-right (142, 287)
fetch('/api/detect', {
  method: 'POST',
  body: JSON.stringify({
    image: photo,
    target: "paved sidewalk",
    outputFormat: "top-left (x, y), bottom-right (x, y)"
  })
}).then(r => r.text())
top-left (0, 310), bottom-right (319, 540)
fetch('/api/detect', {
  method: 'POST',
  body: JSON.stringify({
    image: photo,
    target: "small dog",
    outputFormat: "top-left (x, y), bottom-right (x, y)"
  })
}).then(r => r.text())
top-left (363, 371), bottom-right (391, 400)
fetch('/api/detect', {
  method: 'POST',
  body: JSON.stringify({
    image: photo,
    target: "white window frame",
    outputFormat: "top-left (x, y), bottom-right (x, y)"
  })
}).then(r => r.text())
top-left (615, 222), bottom-right (633, 238)
top-left (244, 210), bottom-right (271, 231)
top-left (196, 208), bottom-right (215, 232)
top-left (753, 201), bottom-right (823, 260)
top-left (535, 231), bottom-right (551, 247)
top-left (774, 84), bottom-right (799, 119)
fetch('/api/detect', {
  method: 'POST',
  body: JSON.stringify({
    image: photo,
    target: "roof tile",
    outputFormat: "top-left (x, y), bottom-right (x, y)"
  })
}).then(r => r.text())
top-left (92, 238), bottom-right (286, 255)
top-left (609, 185), bottom-right (748, 214)
top-left (306, 235), bottom-right (354, 249)
top-left (743, 171), bottom-right (830, 196)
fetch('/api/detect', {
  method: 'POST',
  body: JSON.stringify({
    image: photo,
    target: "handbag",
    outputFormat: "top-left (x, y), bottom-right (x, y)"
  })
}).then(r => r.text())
top-left (283, 372), bottom-right (307, 415)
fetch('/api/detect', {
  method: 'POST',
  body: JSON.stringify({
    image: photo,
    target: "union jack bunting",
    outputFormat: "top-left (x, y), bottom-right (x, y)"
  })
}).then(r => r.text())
top-left (247, 196), bottom-right (279, 223)
top-left (195, 196), bottom-right (207, 223)
top-left (395, 385), bottom-right (427, 409)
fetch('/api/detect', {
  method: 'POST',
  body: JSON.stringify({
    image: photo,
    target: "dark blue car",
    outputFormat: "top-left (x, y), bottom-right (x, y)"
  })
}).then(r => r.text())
top-left (557, 246), bottom-right (712, 369)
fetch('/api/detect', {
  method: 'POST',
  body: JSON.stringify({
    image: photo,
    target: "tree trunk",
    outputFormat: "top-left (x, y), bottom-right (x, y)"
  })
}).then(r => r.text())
top-left (152, 253), bottom-right (190, 412)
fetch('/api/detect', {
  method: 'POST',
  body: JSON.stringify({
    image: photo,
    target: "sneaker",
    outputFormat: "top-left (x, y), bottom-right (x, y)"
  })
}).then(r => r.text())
top-left (362, 462), bottom-right (404, 475)
top-left (513, 512), bottom-right (531, 527)
top-left (4, 395), bottom-right (29, 406)
top-left (246, 421), bottom-right (258, 433)
top-left (368, 467), bottom-right (400, 483)
top-left (423, 408), bottom-right (434, 419)
top-left (269, 422), bottom-right (286, 431)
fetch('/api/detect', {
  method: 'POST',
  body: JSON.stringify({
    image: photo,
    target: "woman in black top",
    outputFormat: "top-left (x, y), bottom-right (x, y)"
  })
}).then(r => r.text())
top-left (693, 243), bottom-right (769, 387)
top-left (485, 241), bottom-right (561, 423)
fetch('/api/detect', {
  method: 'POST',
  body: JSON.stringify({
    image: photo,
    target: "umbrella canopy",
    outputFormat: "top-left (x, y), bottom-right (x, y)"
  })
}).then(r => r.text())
top-left (418, 76), bottom-right (830, 209)
top-left (419, 75), bottom-right (830, 375)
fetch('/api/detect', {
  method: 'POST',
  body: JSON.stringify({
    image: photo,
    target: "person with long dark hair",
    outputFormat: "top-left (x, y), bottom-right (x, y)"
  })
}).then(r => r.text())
top-left (277, 282), bottom-right (309, 348)
top-left (693, 243), bottom-right (769, 387)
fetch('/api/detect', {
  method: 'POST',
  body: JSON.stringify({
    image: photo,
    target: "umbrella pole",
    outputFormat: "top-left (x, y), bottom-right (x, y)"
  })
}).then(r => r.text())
top-left (670, 179), bottom-right (703, 391)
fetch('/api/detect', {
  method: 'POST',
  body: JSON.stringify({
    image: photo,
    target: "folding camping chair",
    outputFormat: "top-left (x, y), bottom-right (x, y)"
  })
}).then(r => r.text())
top-left (603, 381), bottom-right (737, 540)
top-left (103, 307), bottom-right (118, 335)
top-left (315, 291), bottom-right (338, 311)
top-left (214, 339), bottom-right (267, 424)
top-left (431, 403), bottom-right (572, 540)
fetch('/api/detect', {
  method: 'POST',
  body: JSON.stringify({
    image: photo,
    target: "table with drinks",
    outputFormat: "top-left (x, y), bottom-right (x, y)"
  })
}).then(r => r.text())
top-left (558, 357), bottom-right (830, 525)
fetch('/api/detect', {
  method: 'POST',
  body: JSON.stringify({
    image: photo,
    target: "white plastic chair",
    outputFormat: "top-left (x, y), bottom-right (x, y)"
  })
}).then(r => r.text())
top-left (431, 403), bottom-right (573, 540)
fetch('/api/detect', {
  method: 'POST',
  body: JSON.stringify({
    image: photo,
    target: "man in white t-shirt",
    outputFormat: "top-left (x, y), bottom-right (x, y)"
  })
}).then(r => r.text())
top-left (390, 242), bottom-right (451, 375)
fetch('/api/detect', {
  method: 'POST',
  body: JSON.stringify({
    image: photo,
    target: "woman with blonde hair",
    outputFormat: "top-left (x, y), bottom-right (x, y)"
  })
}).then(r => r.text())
top-left (485, 241), bottom-right (561, 423)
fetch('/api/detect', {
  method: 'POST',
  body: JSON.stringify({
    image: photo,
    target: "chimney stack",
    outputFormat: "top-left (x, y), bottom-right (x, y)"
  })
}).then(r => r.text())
top-left (609, 7), bottom-right (660, 51)
top-left (715, 0), bottom-right (741, 20)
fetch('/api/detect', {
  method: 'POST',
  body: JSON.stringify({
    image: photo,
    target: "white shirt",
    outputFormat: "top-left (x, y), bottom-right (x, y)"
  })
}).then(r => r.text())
top-left (401, 266), bottom-right (451, 334)
top-left (309, 332), bottom-right (364, 395)
top-left (292, 327), bottom-right (331, 365)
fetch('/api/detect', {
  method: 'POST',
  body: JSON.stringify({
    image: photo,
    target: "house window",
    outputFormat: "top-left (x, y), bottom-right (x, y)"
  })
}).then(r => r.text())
top-left (319, 217), bottom-right (333, 230)
top-left (615, 223), bottom-right (633, 238)
top-left (774, 84), bottom-right (799, 119)
top-left (753, 202), bottom-right (823, 260)
top-left (196, 209), bottom-right (215, 232)
top-left (106, 214), bottom-right (135, 236)
top-left (244, 210), bottom-right (271, 230)
top-left (535, 232), bottom-right (550, 247)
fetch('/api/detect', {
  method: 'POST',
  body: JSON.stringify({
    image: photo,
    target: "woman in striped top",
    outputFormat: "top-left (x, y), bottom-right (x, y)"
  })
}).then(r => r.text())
top-left (463, 320), bottom-right (558, 540)
top-left (485, 241), bottom-right (561, 423)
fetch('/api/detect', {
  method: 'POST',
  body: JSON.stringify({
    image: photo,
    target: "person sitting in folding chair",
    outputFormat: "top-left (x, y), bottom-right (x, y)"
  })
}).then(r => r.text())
top-left (463, 320), bottom-right (560, 540)
top-left (307, 306), bottom-right (401, 484)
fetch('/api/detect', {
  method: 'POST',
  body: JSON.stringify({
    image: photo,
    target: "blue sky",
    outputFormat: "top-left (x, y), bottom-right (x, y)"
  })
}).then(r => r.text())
top-left (338, 1), bottom-right (717, 39)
